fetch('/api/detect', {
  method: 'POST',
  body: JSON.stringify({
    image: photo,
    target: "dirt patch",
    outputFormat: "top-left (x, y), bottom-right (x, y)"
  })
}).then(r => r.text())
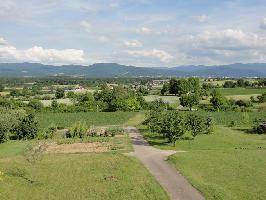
top-left (46, 142), bottom-right (111, 154)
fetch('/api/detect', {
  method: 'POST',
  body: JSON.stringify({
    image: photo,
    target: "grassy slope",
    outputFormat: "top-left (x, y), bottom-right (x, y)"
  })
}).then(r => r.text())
top-left (0, 153), bottom-right (169, 200)
top-left (37, 112), bottom-right (136, 129)
top-left (141, 126), bottom-right (266, 200)
top-left (0, 138), bottom-right (168, 200)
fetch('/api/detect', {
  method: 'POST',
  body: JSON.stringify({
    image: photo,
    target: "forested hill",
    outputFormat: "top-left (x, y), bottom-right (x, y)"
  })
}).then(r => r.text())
top-left (0, 62), bottom-right (265, 78)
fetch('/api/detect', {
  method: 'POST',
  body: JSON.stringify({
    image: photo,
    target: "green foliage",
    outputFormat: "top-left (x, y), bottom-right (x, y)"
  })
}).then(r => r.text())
top-left (146, 111), bottom-right (213, 144)
top-left (12, 113), bottom-right (39, 140)
top-left (0, 84), bottom-right (4, 92)
top-left (210, 89), bottom-right (228, 111)
top-left (0, 109), bottom-right (26, 143)
top-left (161, 83), bottom-right (168, 95)
top-left (257, 92), bottom-right (266, 103)
top-left (55, 88), bottom-right (65, 99)
top-left (66, 121), bottom-right (88, 138)
top-left (28, 99), bottom-right (44, 110)
top-left (180, 93), bottom-right (200, 110)
top-left (38, 124), bottom-right (57, 139)
top-left (106, 127), bottom-right (125, 137)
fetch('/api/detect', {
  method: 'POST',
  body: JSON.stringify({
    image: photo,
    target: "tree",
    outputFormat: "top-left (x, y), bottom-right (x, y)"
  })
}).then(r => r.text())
top-left (10, 89), bottom-right (20, 97)
top-left (55, 88), bottom-right (65, 99)
top-left (180, 93), bottom-right (200, 110)
top-left (12, 113), bottom-right (38, 140)
top-left (210, 90), bottom-right (228, 111)
top-left (51, 100), bottom-right (58, 108)
top-left (186, 113), bottom-right (206, 137)
top-left (0, 84), bottom-right (4, 92)
top-left (169, 78), bottom-right (178, 95)
top-left (257, 93), bottom-right (266, 103)
top-left (161, 83), bottom-right (168, 96)
top-left (223, 81), bottom-right (236, 88)
top-left (28, 99), bottom-right (44, 110)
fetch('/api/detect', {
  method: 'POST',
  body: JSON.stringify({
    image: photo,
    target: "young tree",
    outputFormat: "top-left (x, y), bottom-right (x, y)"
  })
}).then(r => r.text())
top-left (180, 93), bottom-right (200, 110)
top-left (169, 78), bottom-right (178, 95)
top-left (12, 113), bottom-right (38, 140)
top-left (210, 90), bottom-right (228, 111)
top-left (55, 88), bottom-right (65, 99)
top-left (0, 84), bottom-right (4, 92)
top-left (28, 99), bottom-right (44, 110)
top-left (161, 83), bottom-right (168, 96)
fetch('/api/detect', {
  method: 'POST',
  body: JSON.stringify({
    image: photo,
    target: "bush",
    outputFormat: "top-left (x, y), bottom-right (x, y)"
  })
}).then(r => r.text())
top-left (106, 127), bottom-right (124, 137)
top-left (38, 124), bottom-right (57, 139)
top-left (253, 118), bottom-right (266, 134)
top-left (12, 113), bottom-right (39, 140)
top-left (28, 99), bottom-right (44, 110)
top-left (66, 121), bottom-right (88, 138)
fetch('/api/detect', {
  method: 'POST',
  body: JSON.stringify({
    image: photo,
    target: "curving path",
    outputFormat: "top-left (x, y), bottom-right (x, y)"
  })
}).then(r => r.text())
top-left (125, 127), bottom-right (205, 200)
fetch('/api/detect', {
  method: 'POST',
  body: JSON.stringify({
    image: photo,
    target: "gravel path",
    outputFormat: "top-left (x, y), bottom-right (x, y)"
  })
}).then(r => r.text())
top-left (125, 127), bottom-right (205, 200)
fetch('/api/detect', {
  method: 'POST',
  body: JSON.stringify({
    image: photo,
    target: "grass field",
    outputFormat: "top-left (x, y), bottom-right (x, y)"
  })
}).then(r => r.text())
top-left (37, 112), bottom-right (137, 129)
top-left (140, 126), bottom-right (266, 200)
top-left (217, 88), bottom-right (266, 96)
top-left (195, 111), bottom-right (266, 126)
top-left (0, 151), bottom-right (168, 200)
top-left (144, 95), bottom-right (179, 104)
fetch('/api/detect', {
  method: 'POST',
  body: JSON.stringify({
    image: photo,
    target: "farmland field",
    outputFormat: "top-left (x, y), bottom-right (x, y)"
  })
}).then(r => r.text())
top-left (37, 112), bottom-right (137, 129)
top-left (140, 126), bottom-right (266, 200)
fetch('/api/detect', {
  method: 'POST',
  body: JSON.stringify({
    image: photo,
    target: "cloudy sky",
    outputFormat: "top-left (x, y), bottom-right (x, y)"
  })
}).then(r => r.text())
top-left (0, 0), bottom-right (266, 67)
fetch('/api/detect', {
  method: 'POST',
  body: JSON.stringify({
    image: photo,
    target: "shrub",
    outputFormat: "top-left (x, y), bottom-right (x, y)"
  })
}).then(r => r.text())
top-left (12, 113), bottom-right (39, 140)
top-left (66, 121), bottom-right (87, 138)
top-left (38, 124), bottom-right (57, 139)
top-left (28, 99), bottom-right (44, 110)
top-left (253, 118), bottom-right (266, 134)
top-left (106, 127), bottom-right (124, 137)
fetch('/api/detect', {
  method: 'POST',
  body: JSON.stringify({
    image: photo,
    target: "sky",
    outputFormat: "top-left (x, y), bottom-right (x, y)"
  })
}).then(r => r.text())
top-left (0, 0), bottom-right (266, 67)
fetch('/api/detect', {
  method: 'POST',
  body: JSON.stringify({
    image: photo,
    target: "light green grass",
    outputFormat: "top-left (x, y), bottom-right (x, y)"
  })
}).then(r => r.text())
top-left (0, 142), bottom-right (168, 200)
top-left (140, 126), bottom-right (266, 200)
top-left (144, 95), bottom-right (179, 104)
top-left (37, 112), bottom-right (137, 129)
top-left (217, 88), bottom-right (266, 96)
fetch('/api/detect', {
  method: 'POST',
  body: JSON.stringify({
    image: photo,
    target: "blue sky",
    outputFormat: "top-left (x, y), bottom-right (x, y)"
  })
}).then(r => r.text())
top-left (0, 0), bottom-right (266, 67)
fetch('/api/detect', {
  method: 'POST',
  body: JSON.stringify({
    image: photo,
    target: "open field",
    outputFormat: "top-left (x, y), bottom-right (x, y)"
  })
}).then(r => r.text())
top-left (37, 112), bottom-right (137, 129)
top-left (140, 126), bottom-right (266, 200)
top-left (144, 95), bottom-right (179, 104)
top-left (0, 146), bottom-right (169, 200)
top-left (217, 88), bottom-right (266, 96)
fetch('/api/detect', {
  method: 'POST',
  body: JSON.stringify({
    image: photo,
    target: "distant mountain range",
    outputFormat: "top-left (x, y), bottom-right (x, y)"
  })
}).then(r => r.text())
top-left (0, 62), bottom-right (265, 78)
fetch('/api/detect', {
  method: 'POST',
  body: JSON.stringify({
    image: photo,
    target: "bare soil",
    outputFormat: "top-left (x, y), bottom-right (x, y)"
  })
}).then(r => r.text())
top-left (46, 142), bottom-right (111, 154)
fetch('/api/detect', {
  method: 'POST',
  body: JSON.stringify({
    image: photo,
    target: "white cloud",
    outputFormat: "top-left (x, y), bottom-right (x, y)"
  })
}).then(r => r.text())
top-left (136, 27), bottom-right (152, 34)
top-left (98, 36), bottom-right (109, 43)
top-left (193, 29), bottom-right (266, 50)
top-left (260, 18), bottom-right (266, 29)
top-left (123, 40), bottom-right (142, 48)
top-left (0, 38), bottom-right (8, 45)
top-left (80, 21), bottom-right (92, 33)
top-left (0, 39), bottom-right (86, 65)
top-left (192, 15), bottom-right (209, 23)
top-left (127, 49), bottom-right (173, 63)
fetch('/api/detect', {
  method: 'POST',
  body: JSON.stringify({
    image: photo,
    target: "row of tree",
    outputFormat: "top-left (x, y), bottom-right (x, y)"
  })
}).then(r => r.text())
top-left (145, 111), bottom-right (213, 145)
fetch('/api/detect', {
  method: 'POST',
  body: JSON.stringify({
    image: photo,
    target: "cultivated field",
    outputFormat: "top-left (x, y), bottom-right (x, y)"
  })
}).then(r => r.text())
top-left (37, 112), bottom-right (136, 129)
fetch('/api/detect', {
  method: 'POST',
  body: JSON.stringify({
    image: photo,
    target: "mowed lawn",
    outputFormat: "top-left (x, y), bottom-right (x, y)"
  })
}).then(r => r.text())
top-left (37, 112), bottom-right (137, 129)
top-left (141, 126), bottom-right (266, 200)
top-left (0, 141), bottom-right (169, 200)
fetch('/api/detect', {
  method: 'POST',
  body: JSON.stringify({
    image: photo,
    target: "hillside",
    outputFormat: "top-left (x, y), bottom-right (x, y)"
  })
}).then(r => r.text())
top-left (0, 62), bottom-right (265, 78)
